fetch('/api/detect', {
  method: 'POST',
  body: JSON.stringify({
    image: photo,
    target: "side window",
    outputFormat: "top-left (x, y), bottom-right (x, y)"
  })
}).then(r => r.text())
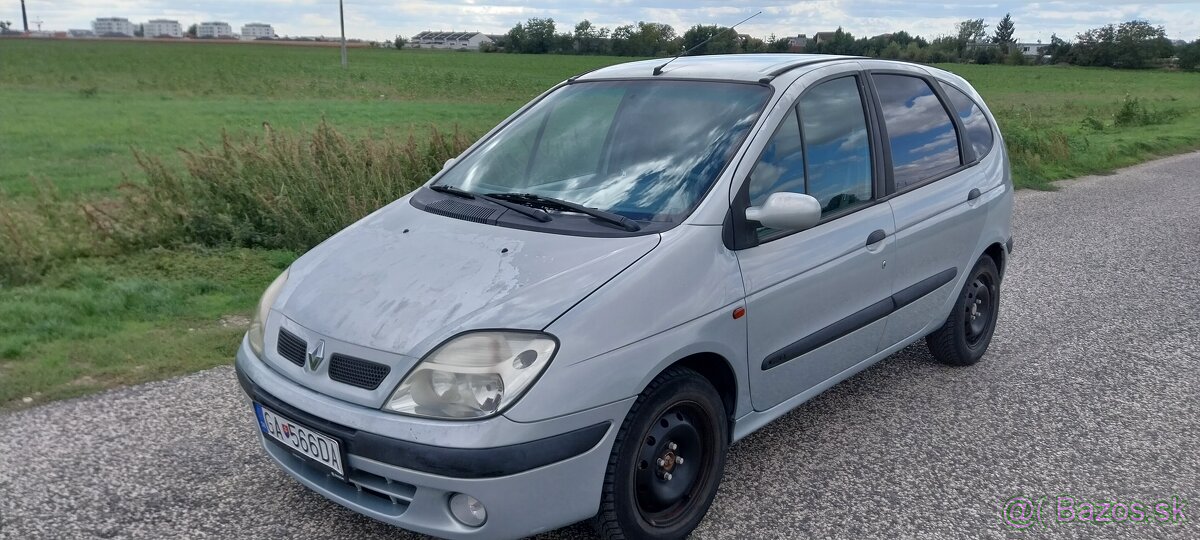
top-left (940, 83), bottom-right (994, 160)
top-left (798, 76), bottom-right (873, 216)
top-left (872, 74), bottom-right (961, 190)
top-left (747, 109), bottom-right (804, 208)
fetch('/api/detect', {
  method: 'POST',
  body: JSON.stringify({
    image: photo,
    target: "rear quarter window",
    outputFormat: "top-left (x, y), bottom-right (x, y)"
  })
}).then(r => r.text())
top-left (940, 83), bottom-right (994, 161)
top-left (872, 74), bottom-right (962, 190)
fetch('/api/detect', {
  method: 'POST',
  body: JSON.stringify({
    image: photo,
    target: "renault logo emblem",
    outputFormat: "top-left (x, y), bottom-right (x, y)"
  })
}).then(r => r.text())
top-left (307, 340), bottom-right (326, 372)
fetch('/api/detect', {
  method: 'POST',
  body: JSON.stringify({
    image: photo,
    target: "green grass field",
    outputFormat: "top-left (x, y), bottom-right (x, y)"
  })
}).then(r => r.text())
top-left (1, 39), bottom-right (1198, 409)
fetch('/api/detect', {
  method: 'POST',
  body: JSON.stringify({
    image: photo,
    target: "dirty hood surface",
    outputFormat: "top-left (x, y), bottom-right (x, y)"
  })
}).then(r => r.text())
top-left (278, 198), bottom-right (660, 358)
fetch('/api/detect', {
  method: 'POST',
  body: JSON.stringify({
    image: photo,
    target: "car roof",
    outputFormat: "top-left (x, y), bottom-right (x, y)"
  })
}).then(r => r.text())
top-left (575, 54), bottom-right (865, 82)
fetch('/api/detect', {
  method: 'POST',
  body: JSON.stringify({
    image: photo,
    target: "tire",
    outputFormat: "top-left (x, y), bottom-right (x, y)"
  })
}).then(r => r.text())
top-left (926, 255), bottom-right (1001, 366)
top-left (593, 367), bottom-right (729, 540)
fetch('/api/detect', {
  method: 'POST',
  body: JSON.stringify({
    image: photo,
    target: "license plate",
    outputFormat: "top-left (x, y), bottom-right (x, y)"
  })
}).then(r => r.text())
top-left (254, 403), bottom-right (345, 476)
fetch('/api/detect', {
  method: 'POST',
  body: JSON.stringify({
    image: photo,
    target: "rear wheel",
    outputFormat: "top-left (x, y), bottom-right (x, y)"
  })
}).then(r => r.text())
top-left (926, 256), bottom-right (1001, 366)
top-left (593, 367), bottom-right (728, 540)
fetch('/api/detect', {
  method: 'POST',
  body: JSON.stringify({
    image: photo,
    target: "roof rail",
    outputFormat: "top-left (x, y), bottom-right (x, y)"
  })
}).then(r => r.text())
top-left (765, 56), bottom-right (867, 78)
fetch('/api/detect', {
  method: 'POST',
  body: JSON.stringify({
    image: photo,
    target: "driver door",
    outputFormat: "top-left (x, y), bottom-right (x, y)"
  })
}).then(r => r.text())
top-left (735, 70), bottom-right (896, 412)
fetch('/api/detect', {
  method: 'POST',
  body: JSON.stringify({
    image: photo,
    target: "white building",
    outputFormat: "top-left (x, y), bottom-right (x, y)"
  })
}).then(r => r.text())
top-left (92, 17), bottom-right (135, 37)
top-left (1016, 42), bottom-right (1047, 58)
top-left (411, 31), bottom-right (494, 50)
top-left (197, 21), bottom-right (233, 38)
top-left (144, 19), bottom-right (183, 38)
top-left (241, 23), bottom-right (274, 39)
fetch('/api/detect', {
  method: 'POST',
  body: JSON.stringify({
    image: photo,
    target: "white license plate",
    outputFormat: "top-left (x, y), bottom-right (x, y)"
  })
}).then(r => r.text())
top-left (255, 403), bottom-right (345, 476)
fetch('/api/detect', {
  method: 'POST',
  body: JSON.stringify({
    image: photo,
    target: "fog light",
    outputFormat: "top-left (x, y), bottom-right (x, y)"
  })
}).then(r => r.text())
top-left (449, 493), bottom-right (487, 527)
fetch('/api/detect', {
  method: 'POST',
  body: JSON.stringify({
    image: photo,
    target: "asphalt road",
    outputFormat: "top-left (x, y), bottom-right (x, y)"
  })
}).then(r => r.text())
top-left (2, 152), bottom-right (1198, 540)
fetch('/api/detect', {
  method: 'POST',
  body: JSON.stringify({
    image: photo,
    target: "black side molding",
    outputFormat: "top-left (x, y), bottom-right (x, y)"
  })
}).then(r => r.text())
top-left (892, 268), bottom-right (957, 310)
top-left (761, 267), bottom-right (958, 371)
top-left (762, 298), bottom-right (892, 370)
top-left (236, 365), bottom-right (610, 479)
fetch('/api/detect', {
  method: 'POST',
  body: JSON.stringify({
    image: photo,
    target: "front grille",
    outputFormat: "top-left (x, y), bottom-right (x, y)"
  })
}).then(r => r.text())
top-left (277, 328), bottom-right (307, 367)
top-left (329, 354), bottom-right (391, 390)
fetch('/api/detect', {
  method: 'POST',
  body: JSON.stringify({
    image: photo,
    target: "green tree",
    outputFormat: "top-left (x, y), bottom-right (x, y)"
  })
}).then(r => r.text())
top-left (766, 34), bottom-right (791, 52)
top-left (0, 20), bottom-right (11, 32)
top-left (1045, 33), bottom-right (1071, 63)
top-left (816, 27), bottom-right (857, 55)
top-left (1179, 40), bottom-right (1200, 70)
top-left (681, 24), bottom-right (738, 55)
top-left (1070, 20), bottom-right (1171, 68)
top-left (186, 24), bottom-right (197, 38)
top-left (993, 13), bottom-right (1016, 47)
top-left (393, 35), bottom-right (406, 49)
top-left (881, 41), bottom-right (903, 59)
top-left (573, 20), bottom-right (608, 54)
top-left (521, 18), bottom-right (558, 53)
top-left (134, 24), bottom-right (145, 38)
top-left (955, 18), bottom-right (988, 56)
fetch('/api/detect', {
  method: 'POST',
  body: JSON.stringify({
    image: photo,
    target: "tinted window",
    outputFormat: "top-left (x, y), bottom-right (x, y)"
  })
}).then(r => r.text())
top-left (940, 83), bottom-right (994, 160)
top-left (437, 80), bottom-right (769, 223)
top-left (799, 76), bottom-right (873, 216)
top-left (748, 109), bottom-right (804, 208)
top-left (872, 74), bottom-right (961, 189)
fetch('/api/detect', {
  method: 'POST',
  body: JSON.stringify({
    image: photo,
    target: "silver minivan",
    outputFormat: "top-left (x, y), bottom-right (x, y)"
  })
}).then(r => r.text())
top-left (236, 54), bottom-right (1012, 540)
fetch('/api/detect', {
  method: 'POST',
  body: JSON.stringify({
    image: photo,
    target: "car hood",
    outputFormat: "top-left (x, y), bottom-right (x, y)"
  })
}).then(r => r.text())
top-left (277, 197), bottom-right (660, 358)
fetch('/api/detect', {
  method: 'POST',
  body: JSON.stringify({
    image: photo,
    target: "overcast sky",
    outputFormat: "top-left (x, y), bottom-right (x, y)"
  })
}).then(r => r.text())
top-left (9, 1), bottom-right (1199, 43)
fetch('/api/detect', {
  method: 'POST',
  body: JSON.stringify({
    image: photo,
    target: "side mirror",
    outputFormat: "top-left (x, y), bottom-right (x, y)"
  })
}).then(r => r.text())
top-left (744, 192), bottom-right (821, 232)
top-left (443, 157), bottom-right (457, 171)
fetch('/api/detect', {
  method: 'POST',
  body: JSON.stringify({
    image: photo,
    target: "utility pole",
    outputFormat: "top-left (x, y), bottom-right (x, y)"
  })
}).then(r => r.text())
top-left (339, 0), bottom-right (348, 68)
top-left (21, 0), bottom-right (29, 33)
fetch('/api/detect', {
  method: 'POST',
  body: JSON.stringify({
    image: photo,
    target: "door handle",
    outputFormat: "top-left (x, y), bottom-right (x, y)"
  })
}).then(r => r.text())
top-left (866, 229), bottom-right (887, 246)
top-left (967, 188), bottom-right (981, 201)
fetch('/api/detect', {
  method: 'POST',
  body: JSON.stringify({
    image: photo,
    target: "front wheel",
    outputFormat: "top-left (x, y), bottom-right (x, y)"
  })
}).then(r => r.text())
top-left (593, 367), bottom-right (728, 540)
top-left (926, 255), bottom-right (1001, 366)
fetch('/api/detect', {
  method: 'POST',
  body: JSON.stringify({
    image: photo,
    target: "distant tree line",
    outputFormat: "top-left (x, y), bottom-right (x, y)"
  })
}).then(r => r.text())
top-left (482, 15), bottom-right (1199, 70)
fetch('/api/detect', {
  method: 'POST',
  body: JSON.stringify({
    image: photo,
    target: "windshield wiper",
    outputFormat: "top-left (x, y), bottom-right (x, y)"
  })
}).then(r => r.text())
top-left (486, 193), bottom-right (641, 232)
top-left (429, 184), bottom-right (551, 223)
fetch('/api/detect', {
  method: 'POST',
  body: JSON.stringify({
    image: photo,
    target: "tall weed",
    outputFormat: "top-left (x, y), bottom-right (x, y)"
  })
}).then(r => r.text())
top-left (124, 121), bottom-right (474, 250)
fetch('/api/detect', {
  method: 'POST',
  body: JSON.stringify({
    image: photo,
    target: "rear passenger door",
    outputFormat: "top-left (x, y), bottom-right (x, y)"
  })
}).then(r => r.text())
top-left (866, 67), bottom-right (992, 348)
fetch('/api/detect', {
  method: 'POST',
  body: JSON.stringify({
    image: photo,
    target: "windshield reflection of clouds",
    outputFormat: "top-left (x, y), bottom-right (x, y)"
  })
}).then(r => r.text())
top-left (440, 81), bottom-right (769, 222)
top-left (873, 75), bottom-right (961, 188)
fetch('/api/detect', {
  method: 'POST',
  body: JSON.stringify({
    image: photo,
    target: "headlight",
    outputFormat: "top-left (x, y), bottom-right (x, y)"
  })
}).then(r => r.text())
top-left (383, 331), bottom-right (558, 419)
top-left (247, 268), bottom-right (290, 358)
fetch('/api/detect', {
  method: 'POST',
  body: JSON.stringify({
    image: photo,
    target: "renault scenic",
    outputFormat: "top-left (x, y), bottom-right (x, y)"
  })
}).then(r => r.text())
top-left (235, 54), bottom-right (1013, 540)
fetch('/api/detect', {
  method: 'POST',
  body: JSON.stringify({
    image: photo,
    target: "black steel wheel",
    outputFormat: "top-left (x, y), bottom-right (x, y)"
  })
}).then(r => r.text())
top-left (927, 256), bottom-right (1001, 366)
top-left (594, 367), bottom-right (728, 539)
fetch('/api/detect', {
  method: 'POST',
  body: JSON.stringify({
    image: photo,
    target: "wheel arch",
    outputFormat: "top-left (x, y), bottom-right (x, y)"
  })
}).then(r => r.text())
top-left (983, 241), bottom-right (1008, 279)
top-left (662, 352), bottom-right (738, 436)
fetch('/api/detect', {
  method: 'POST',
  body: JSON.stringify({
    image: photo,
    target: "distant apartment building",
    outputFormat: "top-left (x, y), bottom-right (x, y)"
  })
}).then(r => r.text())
top-left (197, 21), bottom-right (233, 38)
top-left (241, 23), bottom-right (274, 39)
top-left (92, 17), bottom-right (135, 37)
top-left (411, 31), bottom-right (494, 50)
top-left (144, 19), bottom-right (183, 38)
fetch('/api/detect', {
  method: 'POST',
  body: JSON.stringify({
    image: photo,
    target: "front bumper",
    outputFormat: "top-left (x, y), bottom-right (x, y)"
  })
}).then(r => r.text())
top-left (235, 341), bottom-right (630, 539)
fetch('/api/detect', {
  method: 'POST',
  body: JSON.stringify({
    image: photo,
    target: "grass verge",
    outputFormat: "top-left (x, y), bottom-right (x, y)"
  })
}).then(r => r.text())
top-left (0, 248), bottom-right (295, 409)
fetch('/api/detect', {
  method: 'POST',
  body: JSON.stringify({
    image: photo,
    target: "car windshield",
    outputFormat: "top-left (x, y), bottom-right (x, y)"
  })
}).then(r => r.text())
top-left (434, 80), bottom-right (771, 222)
